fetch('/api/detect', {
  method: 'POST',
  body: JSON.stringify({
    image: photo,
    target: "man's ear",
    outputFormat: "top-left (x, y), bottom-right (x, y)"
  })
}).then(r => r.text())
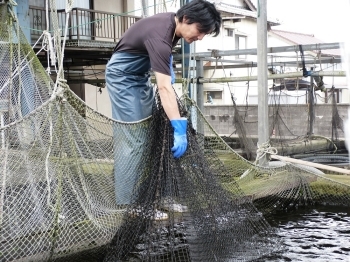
top-left (183, 15), bottom-right (188, 23)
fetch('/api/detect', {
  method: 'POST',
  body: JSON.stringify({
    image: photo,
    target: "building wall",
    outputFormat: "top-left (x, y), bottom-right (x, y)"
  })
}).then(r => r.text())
top-left (29, 0), bottom-right (44, 7)
top-left (85, 83), bottom-right (112, 117)
top-left (204, 103), bottom-right (350, 139)
top-left (82, 64), bottom-right (113, 118)
top-left (83, 1), bottom-right (137, 118)
top-left (195, 16), bottom-right (261, 106)
top-left (93, 0), bottom-right (125, 13)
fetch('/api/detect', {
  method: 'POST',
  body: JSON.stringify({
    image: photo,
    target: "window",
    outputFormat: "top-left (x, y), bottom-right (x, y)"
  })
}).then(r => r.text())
top-left (225, 28), bottom-right (234, 37)
top-left (235, 35), bottom-right (247, 59)
top-left (210, 91), bottom-right (223, 99)
top-left (205, 91), bottom-right (222, 104)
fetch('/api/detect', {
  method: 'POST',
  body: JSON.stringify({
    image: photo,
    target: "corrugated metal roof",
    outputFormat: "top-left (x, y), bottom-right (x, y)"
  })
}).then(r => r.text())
top-left (269, 29), bottom-right (341, 57)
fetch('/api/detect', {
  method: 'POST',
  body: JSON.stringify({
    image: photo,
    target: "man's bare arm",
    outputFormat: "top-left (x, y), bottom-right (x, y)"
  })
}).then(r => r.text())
top-left (154, 71), bottom-right (181, 120)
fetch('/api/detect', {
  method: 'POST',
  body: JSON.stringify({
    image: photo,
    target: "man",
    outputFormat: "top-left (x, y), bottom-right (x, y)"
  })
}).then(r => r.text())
top-left (106, 0), bottom-right (222, 214)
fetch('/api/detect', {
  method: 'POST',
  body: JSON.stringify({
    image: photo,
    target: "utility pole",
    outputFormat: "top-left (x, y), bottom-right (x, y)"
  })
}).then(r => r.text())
top-left (181, 0), bottom-right (191, 97)
top-left (195, 58), bottom-right (204, 134)
top-left (196, 59), bottom-right (204, 112)
top-left (308, 67), bottom-right (315, 136)
top-left (257, 0), bottom-right (269, 166)
top-left (141, 0), bottom-right (148, 17)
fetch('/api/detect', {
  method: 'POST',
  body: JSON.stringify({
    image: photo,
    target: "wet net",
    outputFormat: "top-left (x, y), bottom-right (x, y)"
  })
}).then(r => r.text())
top-left (1, 2), bottom-right (350, 262)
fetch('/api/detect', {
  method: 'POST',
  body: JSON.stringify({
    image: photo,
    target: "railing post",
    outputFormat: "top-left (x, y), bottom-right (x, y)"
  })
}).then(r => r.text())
top-left (68, 10), bottom-right (72, 40)
top-left (76, 9), bottom-right (80, 40)
top-left (29, 6), bottom-right (142, 44)
top-left (113, 15), bottom-right (116, 42)
top-left (91, 10), bottom-right (95, 40)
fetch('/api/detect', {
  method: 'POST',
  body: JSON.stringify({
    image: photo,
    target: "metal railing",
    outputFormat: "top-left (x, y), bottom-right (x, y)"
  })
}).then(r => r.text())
top-left (29, 6), bottom-right (141, 44)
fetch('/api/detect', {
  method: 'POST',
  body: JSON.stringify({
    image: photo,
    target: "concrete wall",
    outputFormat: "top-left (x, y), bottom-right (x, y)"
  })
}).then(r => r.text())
top-left (85, 83), bottom-right (112, 118)
top-left (204, 103), bottom-right (350, 139)
top-left (93, 0), bottom-right (124, 13)
top-left (29, 0), bottom-right (44, 7)
top-left (79, 64), bottom-right (112, 118)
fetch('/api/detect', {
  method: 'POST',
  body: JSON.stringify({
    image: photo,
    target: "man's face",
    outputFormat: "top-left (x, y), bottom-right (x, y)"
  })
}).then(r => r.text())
top-left (181, 22), bottom-right (207, 44)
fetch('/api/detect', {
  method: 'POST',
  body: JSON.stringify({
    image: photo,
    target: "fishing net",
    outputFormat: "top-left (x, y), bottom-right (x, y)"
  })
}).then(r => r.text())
top-left (226, 85), bottom-right (347, 160)
top-left (1, 2), bottom-right (350, 262)
top-left (267, 87), bottom-right (345, 155)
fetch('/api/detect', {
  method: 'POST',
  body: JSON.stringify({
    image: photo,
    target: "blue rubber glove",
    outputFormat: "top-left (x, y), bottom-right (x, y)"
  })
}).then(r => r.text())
top-left (169, 54), bottom-right (175, 85)
top-left (170, 117), bottom-right (187, 158)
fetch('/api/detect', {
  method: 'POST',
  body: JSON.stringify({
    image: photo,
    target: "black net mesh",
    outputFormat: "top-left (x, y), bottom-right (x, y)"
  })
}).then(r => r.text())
top-left (265, 88), bottom-right (345, 156)
top-left (103, 95), bottom-right (280, 262)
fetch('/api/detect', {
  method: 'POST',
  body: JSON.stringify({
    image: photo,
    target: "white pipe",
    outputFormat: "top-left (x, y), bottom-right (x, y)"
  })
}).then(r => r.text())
top-left (271, 155), bottom-right (350, 175)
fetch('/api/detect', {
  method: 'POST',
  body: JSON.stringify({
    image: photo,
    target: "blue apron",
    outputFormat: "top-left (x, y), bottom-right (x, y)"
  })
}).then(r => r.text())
top-left (106, 52), bottom-right (154, 122)
top-left (106, 52), bottom-right (153, 205)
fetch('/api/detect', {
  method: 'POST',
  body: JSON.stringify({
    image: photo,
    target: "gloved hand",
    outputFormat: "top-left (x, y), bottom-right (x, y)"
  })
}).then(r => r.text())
top-left (170, 117), bottom-right (187, 158)
top-left (169, 54), bottom-right (175, 85)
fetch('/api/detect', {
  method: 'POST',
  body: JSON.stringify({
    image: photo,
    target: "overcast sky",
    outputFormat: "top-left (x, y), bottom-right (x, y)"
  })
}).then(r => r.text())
top-left (266, 0), bottom-right (350, 43)
top-left (166, 0), bottom-right (349, 43)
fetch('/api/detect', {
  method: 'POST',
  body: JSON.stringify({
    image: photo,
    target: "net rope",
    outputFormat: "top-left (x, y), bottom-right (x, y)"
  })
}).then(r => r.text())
top-left (0, 2), bottom-right (350, 262)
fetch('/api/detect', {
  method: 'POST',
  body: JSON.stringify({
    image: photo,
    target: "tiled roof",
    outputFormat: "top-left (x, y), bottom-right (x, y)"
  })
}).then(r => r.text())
top-left (269, 29), bottom-right (340, 57)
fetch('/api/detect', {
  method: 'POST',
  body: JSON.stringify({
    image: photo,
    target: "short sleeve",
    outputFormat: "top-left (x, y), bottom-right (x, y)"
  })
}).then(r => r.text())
top-left (144, 38), bottom-right (172, 76)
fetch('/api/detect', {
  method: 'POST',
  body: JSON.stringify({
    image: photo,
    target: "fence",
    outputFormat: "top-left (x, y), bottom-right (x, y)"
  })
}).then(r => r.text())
top-left (29, 6), bottom-right (140, 43)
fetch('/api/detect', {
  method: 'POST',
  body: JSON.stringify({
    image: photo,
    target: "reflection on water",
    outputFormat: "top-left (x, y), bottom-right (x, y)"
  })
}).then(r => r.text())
top-left (264, 206), bottom-right (350, 261)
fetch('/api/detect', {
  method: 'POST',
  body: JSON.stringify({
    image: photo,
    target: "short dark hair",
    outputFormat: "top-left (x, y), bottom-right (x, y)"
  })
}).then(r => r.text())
top-left (176, 0), bottom-right (222, 37)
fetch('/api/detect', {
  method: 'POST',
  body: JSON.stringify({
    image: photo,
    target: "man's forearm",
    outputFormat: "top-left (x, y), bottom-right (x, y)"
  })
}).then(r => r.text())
top-left (154, 71), bottom-right (181, 120)
top-left (158, 85), bottom-right (181, 120)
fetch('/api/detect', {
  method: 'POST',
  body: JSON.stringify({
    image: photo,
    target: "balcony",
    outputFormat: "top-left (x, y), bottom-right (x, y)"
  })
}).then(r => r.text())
top-left (29, 6), bottom-right (141, 67)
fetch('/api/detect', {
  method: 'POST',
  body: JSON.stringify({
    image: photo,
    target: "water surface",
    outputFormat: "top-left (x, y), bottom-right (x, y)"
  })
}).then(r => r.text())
top-left (264, 206), bottom-right (350, 261)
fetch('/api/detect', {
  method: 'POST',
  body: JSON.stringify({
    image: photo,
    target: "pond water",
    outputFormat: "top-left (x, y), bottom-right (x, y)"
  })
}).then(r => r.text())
top-left (62, 205), bottom-right (350, 261)
top-left (264, 205), bottom-right (350, 262)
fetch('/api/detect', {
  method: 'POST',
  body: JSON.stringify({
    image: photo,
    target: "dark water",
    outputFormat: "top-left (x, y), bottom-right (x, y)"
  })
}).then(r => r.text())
top-left (264, 205), bottom-right (350, 261)
top-left (61, 206), bottom-right (350, 262)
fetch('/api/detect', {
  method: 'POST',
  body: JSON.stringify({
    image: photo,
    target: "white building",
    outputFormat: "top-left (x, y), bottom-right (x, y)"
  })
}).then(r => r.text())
top-left (192, 0), bottom-right (345, 106)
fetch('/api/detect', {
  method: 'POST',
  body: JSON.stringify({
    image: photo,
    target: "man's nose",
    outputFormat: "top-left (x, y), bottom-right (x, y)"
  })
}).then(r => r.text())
top-left (197, 33), bottom-right (206, 40)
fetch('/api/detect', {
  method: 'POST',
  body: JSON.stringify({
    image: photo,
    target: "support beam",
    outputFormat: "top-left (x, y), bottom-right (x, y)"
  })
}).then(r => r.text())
top-left (195, 70), bottom-right (346, 83)
top-left (173, 42), bottom-right (341, 60)
top-left (202, 57), bottom-right (342, 68)
top-left (65, 70), bottom-right (346, 85)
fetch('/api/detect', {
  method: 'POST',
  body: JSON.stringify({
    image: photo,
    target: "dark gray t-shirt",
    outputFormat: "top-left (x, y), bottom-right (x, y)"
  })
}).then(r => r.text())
top-left (114, 12), bottom-right (180, 76)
